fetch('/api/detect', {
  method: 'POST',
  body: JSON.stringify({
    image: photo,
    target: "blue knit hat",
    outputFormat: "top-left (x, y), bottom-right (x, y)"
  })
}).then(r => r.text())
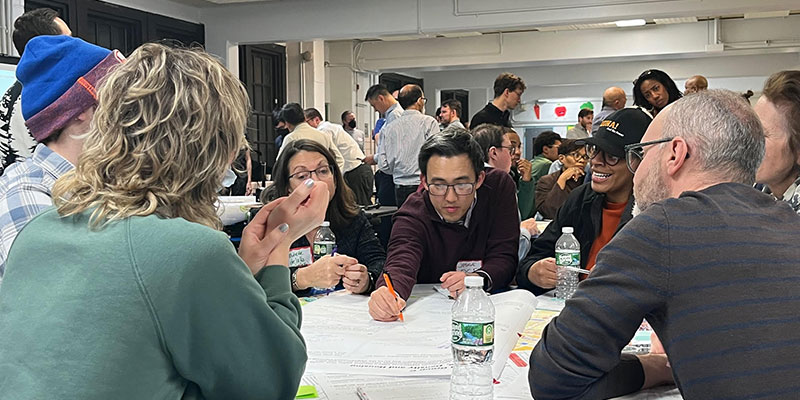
top-left (16, 36), bottom-right (124, 141)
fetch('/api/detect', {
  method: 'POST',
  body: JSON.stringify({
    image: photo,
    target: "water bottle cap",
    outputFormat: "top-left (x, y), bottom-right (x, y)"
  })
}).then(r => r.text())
top-left (321, 221), bottom-right (330, 227)
top-left (561, 226), bottom-right (573, 234)
top-left (464, 276), bottom-right (484, 288)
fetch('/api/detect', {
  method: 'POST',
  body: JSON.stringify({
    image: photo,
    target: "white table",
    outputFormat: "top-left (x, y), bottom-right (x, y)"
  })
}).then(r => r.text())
top-left (298, 286), bottom-right (682, 400)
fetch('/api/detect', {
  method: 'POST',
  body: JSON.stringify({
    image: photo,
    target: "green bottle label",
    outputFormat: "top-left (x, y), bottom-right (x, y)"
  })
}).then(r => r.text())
top-left (452, 320), bottom-right (494, 346)
top-left (556, 251), bottom-right (580, 267)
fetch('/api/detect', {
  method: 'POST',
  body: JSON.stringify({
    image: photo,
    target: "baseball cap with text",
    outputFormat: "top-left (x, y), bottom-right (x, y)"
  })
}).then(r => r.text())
top-left (576, 108), bottom-right (652, 158)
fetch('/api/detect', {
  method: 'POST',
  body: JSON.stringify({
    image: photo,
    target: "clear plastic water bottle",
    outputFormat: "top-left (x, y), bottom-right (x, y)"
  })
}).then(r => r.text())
top-left (312, 221), bottom-right (336, 291)
top-left (555, 226), bottom-right (580, 300)
top-left (450, 276), bottom-right (494, 400)
top-left (312, 221), bottom-right (336, 260)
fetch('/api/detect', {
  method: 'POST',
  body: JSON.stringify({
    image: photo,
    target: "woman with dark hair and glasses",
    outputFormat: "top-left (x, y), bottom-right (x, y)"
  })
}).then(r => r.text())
top-left (262, 139), bottom-right (385, 295)
top-left (534, 139), bottom-right (588, 219)
top-left (517, 109), bottom-right (650, 295)
top-left (633, 69), bottom-right (682, 116)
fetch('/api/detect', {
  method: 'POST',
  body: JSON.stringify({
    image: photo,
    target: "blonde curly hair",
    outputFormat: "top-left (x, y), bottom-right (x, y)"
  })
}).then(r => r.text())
top-left (52, 43), bottom-right (250, 229)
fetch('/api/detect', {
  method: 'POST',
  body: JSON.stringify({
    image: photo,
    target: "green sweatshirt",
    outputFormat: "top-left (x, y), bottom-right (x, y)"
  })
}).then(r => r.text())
top-left (0, 208), bottom-right (306, 399)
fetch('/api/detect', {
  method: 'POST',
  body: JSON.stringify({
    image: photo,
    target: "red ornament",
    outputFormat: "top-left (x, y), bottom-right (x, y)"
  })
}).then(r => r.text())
top-left (555, 105), bottom-right (567, 117)
top-left (534, 104), bottom-right (540, 119)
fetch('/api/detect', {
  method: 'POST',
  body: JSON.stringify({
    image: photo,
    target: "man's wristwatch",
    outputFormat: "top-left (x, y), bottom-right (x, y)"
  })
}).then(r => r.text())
top-left (290, 267), bottom-right (300, 292)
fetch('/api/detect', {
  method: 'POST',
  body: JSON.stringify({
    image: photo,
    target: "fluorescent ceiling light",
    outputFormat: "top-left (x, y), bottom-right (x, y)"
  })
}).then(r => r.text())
top-left (654, 17), bottom-right (698, 24)
top-left (744, 10), bottom-right (790, 19)
top-left (441, 31), bottom-right (484, 38)
top-left (614, 19), bottom-right (646, 27)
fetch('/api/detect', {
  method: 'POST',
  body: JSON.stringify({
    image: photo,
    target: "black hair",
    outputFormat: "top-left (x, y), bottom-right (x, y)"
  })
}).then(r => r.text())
top-left (303, 107), bottom-right (323, 121)
top-left (341, 110), bottom-right (354, 122)
top-left (418, 128), bottom-right (484, 178)
top-left (442, 99), bottom-right (462, 118)
top-left (578, 108), bottom-right (593, 119)
top-left (13, 8), bottom-right (63, 55)
top-left (632, 69), bottom-right (683, 111)
top-left (557, 139), bottom-right (583, 156)
top-left (493, 72), bottom-right (526, 98)
top-left (398, 85), bottom-right (423, 109)
top-left (277, 103), bottom-right (306, 125)
top-left (533, 131), bottom-right (561, 156)
top-left (471, 123), bottom-right (505, 163)
top-left (365, 84), bottom-right (391, 101)
top-left (262, 139), bottom-right (359, 229)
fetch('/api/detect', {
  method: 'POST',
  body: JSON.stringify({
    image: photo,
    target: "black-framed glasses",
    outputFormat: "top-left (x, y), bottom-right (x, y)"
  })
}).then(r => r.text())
top-left (624, 137), bottom-right (675, 173)
top-left (289, 165), bottom-right (333, 181)
top-left (566, 151), bottom-right (588, 162)
top-left (585, 144), bottom-right (621, 166)
top-left (427, 182), bottom-right (476, 196)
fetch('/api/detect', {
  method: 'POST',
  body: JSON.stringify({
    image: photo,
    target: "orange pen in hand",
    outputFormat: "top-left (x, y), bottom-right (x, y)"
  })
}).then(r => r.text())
top-left (382, 273), bottom-right (404, 321)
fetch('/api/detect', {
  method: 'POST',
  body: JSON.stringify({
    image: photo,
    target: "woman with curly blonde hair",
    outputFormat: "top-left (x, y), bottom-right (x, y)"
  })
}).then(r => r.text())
top-left (0, 43), bottom-right (329, 399)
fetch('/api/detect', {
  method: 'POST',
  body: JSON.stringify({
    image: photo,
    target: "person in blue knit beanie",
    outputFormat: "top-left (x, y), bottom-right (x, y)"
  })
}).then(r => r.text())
top-left (0, 35), bottom-right (123, 278)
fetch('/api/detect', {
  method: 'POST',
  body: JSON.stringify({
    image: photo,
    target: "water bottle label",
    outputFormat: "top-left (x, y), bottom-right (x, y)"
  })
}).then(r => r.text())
top-left (313, 243), bottom-right (335, 260)
top-left (452, 320), bottom-right (494, 346)
top-left (556, 251), bottom-right (580, 267)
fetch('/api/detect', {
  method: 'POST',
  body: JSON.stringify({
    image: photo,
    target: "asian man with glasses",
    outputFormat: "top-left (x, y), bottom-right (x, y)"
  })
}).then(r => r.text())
top-left (368, 129), bottom-right (519, 321)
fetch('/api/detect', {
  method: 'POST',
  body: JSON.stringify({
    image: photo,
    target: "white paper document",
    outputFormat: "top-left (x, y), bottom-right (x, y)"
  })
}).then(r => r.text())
top-left (301, 286), bottom-right (453, 376)
top-left (306, 372), bottom-right (450, 400)
top-left (301, 285), bottom-right (537, 378)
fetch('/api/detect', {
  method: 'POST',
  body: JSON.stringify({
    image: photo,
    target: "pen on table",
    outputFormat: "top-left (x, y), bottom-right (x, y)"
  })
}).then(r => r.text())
top-left (382, 272), bottom-right (404, 321)
top-left (563, 266), bottom-right (591, 275)
top-left (355, 386), bottom-right (370, 400)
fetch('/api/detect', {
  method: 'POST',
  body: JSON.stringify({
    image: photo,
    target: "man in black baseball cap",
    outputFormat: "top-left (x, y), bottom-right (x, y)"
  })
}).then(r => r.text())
top-left (516, 107), bottom-right (651, 295)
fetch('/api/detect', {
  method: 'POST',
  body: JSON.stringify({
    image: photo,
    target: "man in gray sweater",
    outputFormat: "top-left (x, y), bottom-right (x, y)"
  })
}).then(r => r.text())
top-left (530, 89), bottom-right (800, 399)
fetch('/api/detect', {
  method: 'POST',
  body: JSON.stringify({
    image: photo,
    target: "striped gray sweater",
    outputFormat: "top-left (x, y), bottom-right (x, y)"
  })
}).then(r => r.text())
top-left (530, 183), bottom-right (800, 399)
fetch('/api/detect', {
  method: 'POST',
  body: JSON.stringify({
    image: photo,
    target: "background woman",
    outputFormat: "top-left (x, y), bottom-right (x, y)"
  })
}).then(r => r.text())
top-left (633, 69), bottom-right (682, 116)
top-left (535, 139), bottom-right (588, 219)
top-left (755, 70), bottom-right (800, 213)
top-left (264, 139), bottom-right (385, 295)
top-left (0, 43), bottom-right (328, 399)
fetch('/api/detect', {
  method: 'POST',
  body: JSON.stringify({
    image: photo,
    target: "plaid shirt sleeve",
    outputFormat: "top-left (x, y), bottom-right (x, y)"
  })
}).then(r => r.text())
top-left (0, 181), bottom-right (54, 279)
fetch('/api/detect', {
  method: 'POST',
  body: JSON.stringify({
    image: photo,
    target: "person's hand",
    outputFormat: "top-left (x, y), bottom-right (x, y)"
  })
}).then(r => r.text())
top-left (239, 179), bottom-right (329, 272)
top-left (637, 353), bottom-right (674, 389)
top-left (557, 166), bottom-right (585, 189)
top-left (342, 263), bottom-right (371, 294)
top-left (237, 199), bottom-right (292, 275)
top-left (520, 218), bottom-right (540, 237)
top-left (650, 331), bottom-right (665, 355)
top-left (518, 158), bottom-right (532, 181)
top-left (266, 179), bottom-right (329, 246)
top-left (440, 271), bottom-right (467, 298)
top-left (528, 257), bottom-right (557, 289)
top-left (368, 286), bottom-right (406, 321)
top-left (245, 181), bottom-right (258, 196)
top-left (363, 154), bottom-right (376, 165)
top-left (295, 254), bottom-right (356, 290)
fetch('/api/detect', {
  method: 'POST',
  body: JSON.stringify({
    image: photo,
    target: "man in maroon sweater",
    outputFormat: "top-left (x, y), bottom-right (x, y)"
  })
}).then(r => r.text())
top-left (368, 129), bottom-right (519, 321)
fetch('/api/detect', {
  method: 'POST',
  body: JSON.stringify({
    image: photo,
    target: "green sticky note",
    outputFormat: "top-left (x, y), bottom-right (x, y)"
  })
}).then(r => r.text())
top-left (296, 385), bottom-right (318, 399)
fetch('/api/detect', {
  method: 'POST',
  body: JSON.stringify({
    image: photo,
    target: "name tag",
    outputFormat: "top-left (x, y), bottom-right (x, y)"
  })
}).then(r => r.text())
top-left (456, 260), bottom-right (482, 273)
top-left (289, 246), bottom-right (313, 268)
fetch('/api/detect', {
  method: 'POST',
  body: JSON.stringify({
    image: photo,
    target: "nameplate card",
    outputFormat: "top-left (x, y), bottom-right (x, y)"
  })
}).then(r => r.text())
top-left (289, 246), bottom-right (313, 268)
top-left (456, 260), bottom-right (482, 273)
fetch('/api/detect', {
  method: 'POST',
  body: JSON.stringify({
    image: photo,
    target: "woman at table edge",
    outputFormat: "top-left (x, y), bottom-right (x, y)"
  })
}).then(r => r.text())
top-left (0, 43), bottom-right (329, 399)
top-left (262, 139), bottom-right (386, 295)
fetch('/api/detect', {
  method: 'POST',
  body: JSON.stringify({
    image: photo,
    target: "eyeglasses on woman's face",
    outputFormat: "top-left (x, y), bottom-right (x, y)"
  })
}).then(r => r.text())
top-left (585, 144), bottom-right (621, 166)
top-left (288, 165), bottom-right (332, 181)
